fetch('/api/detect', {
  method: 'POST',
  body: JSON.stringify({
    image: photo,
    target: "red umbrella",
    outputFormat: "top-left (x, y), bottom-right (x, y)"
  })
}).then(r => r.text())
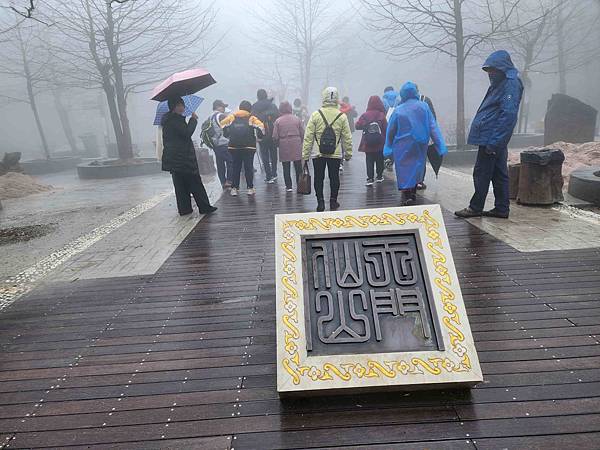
top-left (151, 68), bottom-right (216, 102)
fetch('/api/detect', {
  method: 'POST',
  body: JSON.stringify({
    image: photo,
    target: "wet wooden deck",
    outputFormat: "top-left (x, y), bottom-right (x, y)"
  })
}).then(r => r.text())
top-left (1, 159), bottom-right (600, 449)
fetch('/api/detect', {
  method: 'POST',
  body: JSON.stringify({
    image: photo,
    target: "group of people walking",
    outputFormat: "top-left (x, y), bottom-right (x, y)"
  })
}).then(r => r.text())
top-left (160, 50), bottom-right (523, 219)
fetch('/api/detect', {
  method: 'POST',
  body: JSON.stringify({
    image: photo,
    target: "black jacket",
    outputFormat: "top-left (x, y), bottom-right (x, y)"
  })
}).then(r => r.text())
top-left (161, 112), bottom-right (198, 174)
top-left (252, 99), bottom-right (279, 139)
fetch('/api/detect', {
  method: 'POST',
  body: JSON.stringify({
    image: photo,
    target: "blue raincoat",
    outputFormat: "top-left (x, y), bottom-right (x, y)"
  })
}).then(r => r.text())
top-left (467, 50), bottom-right (524, 150)
top-left (384, 82), bottom-right (447, 190)
top-left (382, 90), bottom-right (399, 113)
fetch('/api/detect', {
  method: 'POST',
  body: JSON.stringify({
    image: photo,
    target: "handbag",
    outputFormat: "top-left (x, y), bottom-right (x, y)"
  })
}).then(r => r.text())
top-left (297, 161), bottom-right (312, 195)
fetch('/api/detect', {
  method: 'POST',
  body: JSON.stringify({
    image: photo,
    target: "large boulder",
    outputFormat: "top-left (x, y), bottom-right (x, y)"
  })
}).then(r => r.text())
top-left (0, 152), bottom-right (23, 175)
top-left (544, 94), bottom-right (598, 145)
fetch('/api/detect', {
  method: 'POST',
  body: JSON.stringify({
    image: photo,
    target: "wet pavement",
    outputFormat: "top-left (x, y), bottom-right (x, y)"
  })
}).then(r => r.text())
top-left (0, 170), bottom-right (220, 309)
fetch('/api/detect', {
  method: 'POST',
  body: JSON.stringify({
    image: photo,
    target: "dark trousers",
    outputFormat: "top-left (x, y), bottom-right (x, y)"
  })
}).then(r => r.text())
top-left (230, 149), bottom-right (255, 189)
top-left (171, 171), bottom-right (212, 215)
top-left (259, 140), bottom-right (278, 180)
top-left (469, 145), bottom-right (510, 214)
top-left (365, 152), bottom-right (384, 180)
top-left (313, 157), bottom-right (341, 201)
top-left (214, 145), bottom-right (232, 186)
top-left (282, 160), bottom-right (302, 189)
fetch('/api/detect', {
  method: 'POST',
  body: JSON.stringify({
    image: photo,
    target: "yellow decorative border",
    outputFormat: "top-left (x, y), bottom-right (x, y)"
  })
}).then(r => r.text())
top-left (280, 210), bottom-right (472, 385)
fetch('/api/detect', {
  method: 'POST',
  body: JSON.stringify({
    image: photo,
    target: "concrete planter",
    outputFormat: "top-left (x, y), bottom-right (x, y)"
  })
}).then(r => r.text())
top-left (77, 158), bottom-right (162, 179)
top-left (568, 167), bottom-right (600, 206)
top-left (21, 156), bottom-right (82, 175)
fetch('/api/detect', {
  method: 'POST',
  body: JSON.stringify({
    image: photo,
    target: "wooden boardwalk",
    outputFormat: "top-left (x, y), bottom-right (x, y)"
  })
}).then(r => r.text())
top-left (1, 159), bottom-right (600, 449)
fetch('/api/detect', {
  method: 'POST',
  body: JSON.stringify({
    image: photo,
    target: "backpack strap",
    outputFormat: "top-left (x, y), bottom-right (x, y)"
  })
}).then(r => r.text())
top-left (317, 109), bottom-right (330, 127)
top-left (330, 112), bottom-right (343, 126)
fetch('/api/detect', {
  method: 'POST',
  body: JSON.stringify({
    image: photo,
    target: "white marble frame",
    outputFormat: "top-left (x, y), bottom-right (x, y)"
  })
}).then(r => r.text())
top-left (275, 204), bottom-right (483, 394)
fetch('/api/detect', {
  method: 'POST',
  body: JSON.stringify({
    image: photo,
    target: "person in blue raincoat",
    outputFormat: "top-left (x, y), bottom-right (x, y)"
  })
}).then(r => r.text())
top-left (455, 50), bottom-right (524, 219)
top-left (382, 86), bottom-right (398, 113)
top-left (384, 82), bottom-right (447, 206)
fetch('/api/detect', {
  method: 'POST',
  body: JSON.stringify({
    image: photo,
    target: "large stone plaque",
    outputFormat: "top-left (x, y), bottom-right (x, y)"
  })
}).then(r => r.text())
top-left (275, 205), bottom-right (482, 394)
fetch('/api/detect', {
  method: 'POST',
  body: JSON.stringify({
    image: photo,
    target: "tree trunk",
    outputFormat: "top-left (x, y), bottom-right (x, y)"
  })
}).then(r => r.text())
top-left (52, 88), bottom-right (78, 154)
top-left (28, 84), bottom-right (51, 160)
top-left (102, 80), bottom-right (125, 155)
top-left (454, 0), bottom-right (466, 147)
top-left (105, 2), bottom-right (133, 160)
top-left (17, 28), bottom-right (50, 159)
top-left (556, 3), bottom-right (567, 94)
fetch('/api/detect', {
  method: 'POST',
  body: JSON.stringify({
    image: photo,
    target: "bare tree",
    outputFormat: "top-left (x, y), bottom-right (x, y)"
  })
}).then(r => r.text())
top-left (359, 0), bottom-right (531, 147)
top-left (0, 19), bottom-right (51, 158)
top-left (551, 0), bottom-right (600, 94)
top-left (503, 0), bottom-right (599, 132)
top-left (44, 0), bottom-right (216, 160)
top-left (250, 0), bottom-right (343, 107)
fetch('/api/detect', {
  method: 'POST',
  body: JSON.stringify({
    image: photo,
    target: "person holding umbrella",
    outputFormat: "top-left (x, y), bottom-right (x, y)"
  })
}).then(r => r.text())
top-left (161, 97), bottom-right (217, 216)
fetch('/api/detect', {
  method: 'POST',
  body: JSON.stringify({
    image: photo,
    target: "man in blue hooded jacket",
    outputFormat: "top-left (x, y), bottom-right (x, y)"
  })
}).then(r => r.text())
top-left (455, 50), bottom-right (523, 219)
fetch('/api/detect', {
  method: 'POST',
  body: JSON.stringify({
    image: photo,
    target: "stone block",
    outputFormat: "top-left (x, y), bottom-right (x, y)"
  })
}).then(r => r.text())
top-left (517, 149), bottom-right (565, 205)
top-left (275, 205), bottom-right (482, 394)
top-left (544, 94), bottom-right (598, 145)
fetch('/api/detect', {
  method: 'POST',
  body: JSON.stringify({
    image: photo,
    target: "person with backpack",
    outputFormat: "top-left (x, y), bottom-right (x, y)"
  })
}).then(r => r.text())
top-left (273, 101), bottom-right (304, 192)
top-left (252, 89), bottom-right (280, 183)
top-left (384, 82), bottom-right (447, 206)
top-left (220, 100), bottom-right (265, 197)
top-left (161, 97), bottom-right (217, 216)
top-left (302, 87), bottom-right (353, 212)
top-left (355, 95), bottom-right (387, 186)
top-left (201, 99), bottom-right (232, 189)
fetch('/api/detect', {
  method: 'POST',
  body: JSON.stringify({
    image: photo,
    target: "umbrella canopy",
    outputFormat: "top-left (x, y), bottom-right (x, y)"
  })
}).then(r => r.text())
top-left (153, 95), bottom-right (203, 126)
top-left (151, 68), bottom-right (216, 102)
top-left (427, 144), bottom-right (444, 177)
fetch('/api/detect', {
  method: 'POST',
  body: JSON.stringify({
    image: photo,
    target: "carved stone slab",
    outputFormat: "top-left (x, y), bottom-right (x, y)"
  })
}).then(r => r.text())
top-left (275, 205), bottom-right (482, 394)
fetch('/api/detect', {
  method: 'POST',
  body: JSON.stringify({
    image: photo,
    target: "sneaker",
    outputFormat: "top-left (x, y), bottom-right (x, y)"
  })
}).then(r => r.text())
top-left (365, 178), bottom-right (374, 186)
top-left (376, 176), bottom-right (384, 183)
top-left (230, 188), bottom-right (239, 197)
top-left (330, 199), bottom-right (340, 211)
top-left (454, 207), bottom-right (482, 218)
top-left (286, 187), bottom-right (294, 192)
top-left (416, 182), bottom-right (427, 190)
top-left (482, 208), bottom-right (509, 219)
top-left (339, 165), bottom-right (344, 173)
top-left (317, 200), bottom-right (325, 212)
top-left (271, 175), bottom-right (278, 182)
top-left (247, 188), bottom-right (256, 196)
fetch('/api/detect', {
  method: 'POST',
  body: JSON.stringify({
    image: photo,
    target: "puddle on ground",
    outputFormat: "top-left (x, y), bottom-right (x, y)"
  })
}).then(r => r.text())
top-left (0, 223), bottom-right (58, 245)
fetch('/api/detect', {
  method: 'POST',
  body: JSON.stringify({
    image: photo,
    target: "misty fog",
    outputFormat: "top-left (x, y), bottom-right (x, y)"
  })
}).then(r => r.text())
top-left (1, 0), bottom-right (599, 161)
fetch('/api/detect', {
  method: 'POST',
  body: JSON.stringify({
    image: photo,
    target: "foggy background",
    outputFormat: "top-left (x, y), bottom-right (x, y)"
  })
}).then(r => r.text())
top-left (1, 0), bottom-right (599, 161)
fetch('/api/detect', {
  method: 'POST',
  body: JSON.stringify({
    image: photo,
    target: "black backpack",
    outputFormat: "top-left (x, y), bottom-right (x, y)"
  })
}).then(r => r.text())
top-left (317, 110), bottom-right (342, 155)
top-left (225, 116), bottom-right (255, 147)
top-left (364, 121), bottom-right (383, 146)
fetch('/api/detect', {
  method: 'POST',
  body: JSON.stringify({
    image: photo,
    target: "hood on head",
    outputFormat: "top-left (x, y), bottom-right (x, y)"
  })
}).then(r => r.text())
top-left (239, 100), bottom-right (252, 112)
top-left (321, 87), bottom-right (339, 106)
top-left (483, 50), bottom-right (519, 79)
top-left (400, 81), bottom-right (419, 102)
top-left (279, 101), bottom-right (292, 115)
top-left (382, 90), bottom-right (398, 103)
top-left (367, 95), bottom-right (385, 113)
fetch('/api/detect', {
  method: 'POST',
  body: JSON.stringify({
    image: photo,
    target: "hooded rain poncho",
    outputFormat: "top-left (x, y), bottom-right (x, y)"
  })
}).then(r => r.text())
top-left (385, 82), bottom-right (448, 190)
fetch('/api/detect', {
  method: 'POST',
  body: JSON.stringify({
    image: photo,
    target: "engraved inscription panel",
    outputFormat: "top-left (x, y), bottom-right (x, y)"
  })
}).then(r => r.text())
top-left (304, 233), bottom-right (440, 356)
